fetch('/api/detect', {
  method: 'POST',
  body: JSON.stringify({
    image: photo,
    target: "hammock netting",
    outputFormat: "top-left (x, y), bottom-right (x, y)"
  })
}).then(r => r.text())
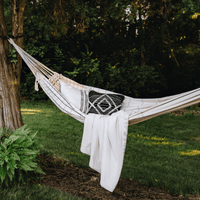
top-left (8, 38), bottom-right (200, 126)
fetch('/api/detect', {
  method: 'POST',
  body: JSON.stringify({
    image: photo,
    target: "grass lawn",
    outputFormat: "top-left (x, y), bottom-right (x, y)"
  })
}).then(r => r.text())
top-left (1, 100), bottom-right (200, 199)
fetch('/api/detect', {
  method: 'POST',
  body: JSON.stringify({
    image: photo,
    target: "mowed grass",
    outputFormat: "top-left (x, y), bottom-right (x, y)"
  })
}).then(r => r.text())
top-left (1, 100), bottom-right (200, 199)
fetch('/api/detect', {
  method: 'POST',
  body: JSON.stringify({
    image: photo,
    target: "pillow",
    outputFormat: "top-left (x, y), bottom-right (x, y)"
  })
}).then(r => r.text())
top-left (60, 81), bottom-right (88, 113)
top-left (87, 91), bottom-right (125, 115)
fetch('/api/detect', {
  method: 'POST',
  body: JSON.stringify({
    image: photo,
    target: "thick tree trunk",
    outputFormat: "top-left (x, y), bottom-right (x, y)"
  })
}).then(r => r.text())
top-left (0, 46), bottom-right (22, 130)
top-left (0, 0), bottom-right (26, 131)
top-left (0, 87), bottom-right (4, 128)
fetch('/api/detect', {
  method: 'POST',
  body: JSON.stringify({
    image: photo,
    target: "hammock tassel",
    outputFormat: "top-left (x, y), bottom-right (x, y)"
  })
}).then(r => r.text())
top-left (35, 75), bottom-right (44, 91)
top-left (35, 79), bottom-right (39, 91)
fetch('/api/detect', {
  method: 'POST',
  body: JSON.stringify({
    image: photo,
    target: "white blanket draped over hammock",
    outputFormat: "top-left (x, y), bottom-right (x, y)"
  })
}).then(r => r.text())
top-left (80, 110), bottom-right (129, 192)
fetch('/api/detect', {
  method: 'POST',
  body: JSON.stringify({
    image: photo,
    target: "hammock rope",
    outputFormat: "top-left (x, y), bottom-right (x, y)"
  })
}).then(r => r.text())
top-left (8, 38), bottom-right (200, 126)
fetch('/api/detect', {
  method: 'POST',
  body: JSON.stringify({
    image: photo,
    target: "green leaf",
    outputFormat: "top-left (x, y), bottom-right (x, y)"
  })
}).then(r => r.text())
top-left (15, 135), bottom-right (27, 144)
top-left (26, 161), bottom-right (37, 168)
top-left (29, 131), bottom-right (38, 140)
top-left (0, 143), bottom-right (7, 151)
top-left (19, 149), bottom-right (39, 155)
top-left (9, 143), bottom-right (20, 149)
top-left (9, 152), bottom-right (20, 161)
top-left (7, 171), bottom-right (13, 181)
top-left (19, 162), bottom-right (34, 171)
top-left (7, 159), bottom-right (17, 174)
top-left (14, 125), bottom-right (29, 136)
top-left (7, 135), bottom-right (20, 143)
top-left (0, 166), bottom-right (7, 183)
top-left (34, 165), bottom-right (46, 175)
top-left (0, 151), bottom-right (8, 162)
top-left (4, 156), bottom-right (8, 162)
top-left (14, 149), bottom-right (23, 155)
top-left (22, 140), bottom-right (34, 148)
top-left (0, 160), bottom-right (4, 166)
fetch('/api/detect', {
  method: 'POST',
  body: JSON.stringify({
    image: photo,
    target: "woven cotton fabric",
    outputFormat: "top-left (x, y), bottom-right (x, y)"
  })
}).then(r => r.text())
top-left (8, 38), bottom-right (200, 126)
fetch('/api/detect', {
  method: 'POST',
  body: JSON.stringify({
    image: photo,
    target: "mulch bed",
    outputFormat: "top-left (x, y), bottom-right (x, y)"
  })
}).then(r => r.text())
top-left (24, 154), bottom-right (200, 200)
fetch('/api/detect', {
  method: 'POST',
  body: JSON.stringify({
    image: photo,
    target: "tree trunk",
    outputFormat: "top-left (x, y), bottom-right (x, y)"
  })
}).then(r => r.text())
top-left (0, 87), bottom-right (4, 128)
top-left (163, 0), bottom-right (179, 67)
top-left (0, 0), bottom-right (26, 131)
top-left (138, 4), bottom-right (145, 66)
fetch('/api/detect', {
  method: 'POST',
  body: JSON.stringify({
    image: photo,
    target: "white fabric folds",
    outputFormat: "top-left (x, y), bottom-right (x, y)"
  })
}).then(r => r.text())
top-left (80, 110), bottom-right (129, 192)
top-left (60, 81), bottom-right (88, 114)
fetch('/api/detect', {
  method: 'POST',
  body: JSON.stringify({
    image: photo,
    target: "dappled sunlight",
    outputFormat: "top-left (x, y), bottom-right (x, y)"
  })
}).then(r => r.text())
top-left (21, 109), bottom-right (42, 112)
top-left (178, 150), bottom-right (200, 156)
top-left (21, 108), bottom-right (53, 115)
top-left (128, 133), bottom-right (168, 141)
top-left (144, 141), bottom-right (182, 146)
top-left (128, 133), bottom-right (183, 146)
top-left (21, 112), bottom-right (39, 115)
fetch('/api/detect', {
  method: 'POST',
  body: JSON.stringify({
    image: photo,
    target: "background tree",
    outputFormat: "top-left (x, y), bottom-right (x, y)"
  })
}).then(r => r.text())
top-left (1, 0), bottom-right (199, 104)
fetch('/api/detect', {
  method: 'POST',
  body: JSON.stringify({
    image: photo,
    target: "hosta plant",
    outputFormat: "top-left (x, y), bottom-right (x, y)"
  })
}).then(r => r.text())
top-left (0, 125), bottom-right (45, 188)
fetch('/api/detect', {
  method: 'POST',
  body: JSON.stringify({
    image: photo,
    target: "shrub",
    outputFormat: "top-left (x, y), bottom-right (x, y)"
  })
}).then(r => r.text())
top-left (0, 125), bottom-right (45, 188)
top-left (66, 44), bottom-right (103, 87)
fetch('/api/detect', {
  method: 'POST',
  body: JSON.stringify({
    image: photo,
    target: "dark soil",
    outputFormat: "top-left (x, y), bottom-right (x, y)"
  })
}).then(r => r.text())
top-left (24, 154), bottom-right (200, 200)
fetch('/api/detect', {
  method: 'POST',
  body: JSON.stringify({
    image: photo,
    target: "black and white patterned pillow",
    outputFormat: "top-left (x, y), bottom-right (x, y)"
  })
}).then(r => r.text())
top-left (87, 91), bottom-right (125, 115)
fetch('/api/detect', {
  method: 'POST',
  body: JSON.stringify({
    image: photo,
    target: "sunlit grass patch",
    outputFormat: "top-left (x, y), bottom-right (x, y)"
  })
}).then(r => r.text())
top-left (21, 108), bottom-right (53, 115)
top-left (21, 109), bottom-right (42, 112)
top-left (178, 150), bottom-right (200, 156)
top-left (144, 141), bottom-right (182, 146)
top-left (128, 133), bottom-right (183, 146)
top-left (21, 112), bottom-right (38, 115)
top-left (128, 133), bottom-right (168, 141)
top-left (21, 109), bottom-right (42, 115)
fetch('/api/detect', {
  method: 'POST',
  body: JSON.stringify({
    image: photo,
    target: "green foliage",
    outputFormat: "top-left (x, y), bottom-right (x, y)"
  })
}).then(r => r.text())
top-left (66, 44), bottom-right (103, 87)
top-left (3, 0), bottom-right (12, 29)
top-left (8, 44), bottom-right (18, 64)
top-left (178, 0), bottom-right (200, 15)
top-left (104, 50), bottom-right (160, 97)
top-left (18, 0), bottom-right (200, 100)
top-left (0, 125), bottom-right (45, 189)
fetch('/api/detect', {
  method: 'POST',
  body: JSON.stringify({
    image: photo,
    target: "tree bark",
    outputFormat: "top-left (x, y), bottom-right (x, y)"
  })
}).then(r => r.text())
top-left (0, 87), bottom-right (4, 128)
top-left (0, 0), bottom-right (26, 131)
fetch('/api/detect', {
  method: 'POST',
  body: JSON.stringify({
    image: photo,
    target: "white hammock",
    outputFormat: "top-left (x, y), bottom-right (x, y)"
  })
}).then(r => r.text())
top-left (8, 38), bottom-right (200, 126)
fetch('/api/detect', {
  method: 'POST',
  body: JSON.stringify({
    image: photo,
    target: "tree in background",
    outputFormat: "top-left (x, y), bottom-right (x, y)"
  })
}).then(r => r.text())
top-left (6, 0), bottom-right (200, 101)
top-left (0, 0), bottom-right (26, 130)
